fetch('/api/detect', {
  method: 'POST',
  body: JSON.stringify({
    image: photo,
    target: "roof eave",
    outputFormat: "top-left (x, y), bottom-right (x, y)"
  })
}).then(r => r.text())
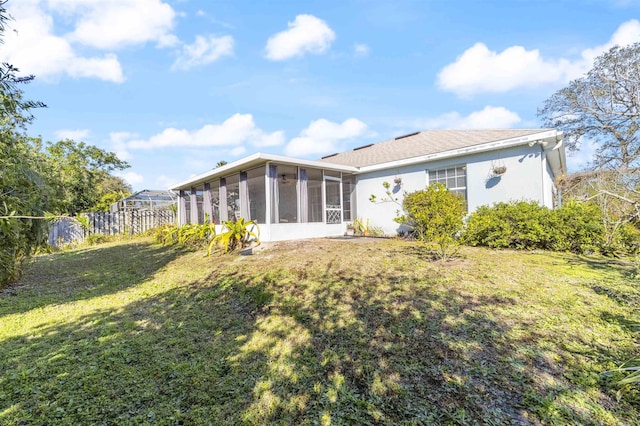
top-left (169, 152), bottom-right (359, 191)
top-left (355, 129), bottom-right (562, 173)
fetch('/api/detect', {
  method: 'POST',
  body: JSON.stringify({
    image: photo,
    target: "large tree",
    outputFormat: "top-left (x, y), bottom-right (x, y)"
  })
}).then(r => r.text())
top-left (539, 43), bottom-right (640, 253)
top-left (44, 139), bottom-right (130, 215)
top-left (538, 43), bottom-right (640, 170)
top-left (0, 0), bottom-right (49, 284)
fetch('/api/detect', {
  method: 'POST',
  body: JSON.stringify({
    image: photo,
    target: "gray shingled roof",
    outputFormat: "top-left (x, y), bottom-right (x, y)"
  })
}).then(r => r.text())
top-left (319, 129), bottom-right (552, 168)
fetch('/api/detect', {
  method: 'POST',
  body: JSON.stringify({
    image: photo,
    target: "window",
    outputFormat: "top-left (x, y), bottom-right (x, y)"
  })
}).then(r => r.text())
top-left (428, 166), bottom-right (467, 200)
top-left (194, 189), bottom-right (204, 224)
top-left (185, 188), bottom-right (203, 224)
top-left (226, 174), bottom-right (240, 221)
top-left (247, 167), bottom-right (266, 223)
top-left (342, 175), bottom-right (355, 221)
top-left (208, 180), bottom-right (220, 223)
top-left (307, 168), bottom-right (323, 222)
top-left (277, 165), bottom-right (298, 223)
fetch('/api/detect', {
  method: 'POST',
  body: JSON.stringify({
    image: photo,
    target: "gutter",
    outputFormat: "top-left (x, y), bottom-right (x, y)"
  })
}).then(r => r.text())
top-left (356, 130), bottom-right (561, 174)
top-left (169, 152), bottom-right (358, 190)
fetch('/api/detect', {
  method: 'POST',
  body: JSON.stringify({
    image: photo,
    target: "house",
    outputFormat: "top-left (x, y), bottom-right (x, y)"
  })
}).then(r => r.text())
top-left (169, 128), bottom-right (566, 241)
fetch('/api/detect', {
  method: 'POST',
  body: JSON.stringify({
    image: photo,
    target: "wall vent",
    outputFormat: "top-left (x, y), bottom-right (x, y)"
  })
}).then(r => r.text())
top-left (353, 143), bottom-right (373, 151)
top-left (395, 131), bottom-right (420, 140)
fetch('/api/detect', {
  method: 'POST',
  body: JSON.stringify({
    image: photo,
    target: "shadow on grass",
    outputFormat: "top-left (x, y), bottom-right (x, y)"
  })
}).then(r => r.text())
top-left (0, 271), bottom-right (271, 424)
top-left (220, 251), bottom-right (636, 425)
top-left (0, 241), bottom-right (637, 425)
top-left (0, 240), bottom-right (182, 317)
top-left (568, 255), bottom-right (634, 276)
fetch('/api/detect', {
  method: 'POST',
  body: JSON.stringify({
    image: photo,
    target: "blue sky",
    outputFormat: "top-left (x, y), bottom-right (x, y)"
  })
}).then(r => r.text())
top-left (3, 0), bottom-right (639, 191)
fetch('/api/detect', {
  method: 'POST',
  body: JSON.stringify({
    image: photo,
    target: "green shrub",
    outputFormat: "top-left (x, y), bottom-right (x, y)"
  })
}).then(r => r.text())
top-left (210, 218), bottom-right (259, 254)
top-left (607, 222), bottom-right (640, 256)
top-left (397, 183), bottom-right (466, 259)
top-left (351, 217), bottom-right (384, 237)
top-left (462, 200), bottom-right (606, 253)
top-left (549, 201), bottom-right (604, 253)
top-left (152, 222), bottom-right (217, 251)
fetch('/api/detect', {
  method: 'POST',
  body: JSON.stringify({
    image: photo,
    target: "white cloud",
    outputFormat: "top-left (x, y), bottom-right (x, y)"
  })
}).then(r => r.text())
top-left (265, 14), bottom-right (335, 61)
top-left (566, 138), bottom-right (598, 172)
top-left (2, 1), bottom-right (124, 82)
top-left (115, 171), bottom-right (144, 186)
top-left (109, 131), bottom-right (138, 161)
top-left (229, 146), bottom-right (247, 156)
top-left (438, 19), bottom-right (640, 96)
top-left (55, 128), bottom-right (90, 141)
top-left (413, 106), bottom-right (522, 130)
top-left (285, 118), bottom-right (369, 157)
top-left (126, 114), bottom-right (285, 150)
top-left (172, 35), bottom-right (234, 71)
top-left (156, 174), bottom-right (178, 189)
top-left (1, 0), bottom-right (193, 82)
top-left (51, 0), bottom-right (177, 49)
top-left (354, 43), bottom-right (370, 57)
top-left (251, 130), bottom-right (286, 147)
top-left (580, 19), bottom-right (640, 63)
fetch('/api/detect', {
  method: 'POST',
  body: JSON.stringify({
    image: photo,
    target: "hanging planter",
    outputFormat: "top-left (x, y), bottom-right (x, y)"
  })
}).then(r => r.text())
top-left (492, 165), bottom-right (507, 175)
top-left (490, 157), bottom-right (507, 176)
top-left (393, 177), bottom-right (402, 185)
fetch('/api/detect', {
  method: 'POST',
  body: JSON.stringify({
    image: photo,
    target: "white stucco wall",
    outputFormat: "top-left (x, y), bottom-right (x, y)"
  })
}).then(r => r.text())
top-left (260, 223), bottom-right (346, 241)
top-left (354, 144), bottom-right (553, 235)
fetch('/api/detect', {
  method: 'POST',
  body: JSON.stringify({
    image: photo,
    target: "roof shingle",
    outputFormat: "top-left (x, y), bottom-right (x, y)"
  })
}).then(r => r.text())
top-left (319, 129), bottom-right (551, 168)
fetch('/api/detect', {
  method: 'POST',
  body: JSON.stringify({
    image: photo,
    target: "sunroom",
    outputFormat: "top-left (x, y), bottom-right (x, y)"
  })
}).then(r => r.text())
top-left (170, 153), bottom-right (358, 242)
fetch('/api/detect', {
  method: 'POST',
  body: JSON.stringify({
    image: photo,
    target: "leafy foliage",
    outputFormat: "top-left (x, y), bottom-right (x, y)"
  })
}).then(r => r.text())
top-left (92, 190), bottom-right (132, 213)
top-left (396, 183), bottom-right (466, 259)
top-left (210, 218), bottom-right (260, 254)
top-left (153, 222), bottom-right (217, 252)
top-left (551, 201), bottom-right (608, 253)
top-left (0, 137), bottom-right (54, 284)
top-left (92, 175), bottom-right (132, 212)
top-left (538, 43), bottom-right (640, 170)
top-left (462, 200), bottom-right (610, 253)
top-left (351, 217), bottom-right (384, 237)
top-left (0, 2), bottom-right (49, 286)
top-left (44, 139), bottom-right (130, 215)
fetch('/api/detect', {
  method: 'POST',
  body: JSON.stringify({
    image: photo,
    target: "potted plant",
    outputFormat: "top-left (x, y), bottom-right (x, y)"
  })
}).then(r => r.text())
top-left (492, 165), bottom-right (507, 175)
top-left (345, 222), bottom-right (355, 236)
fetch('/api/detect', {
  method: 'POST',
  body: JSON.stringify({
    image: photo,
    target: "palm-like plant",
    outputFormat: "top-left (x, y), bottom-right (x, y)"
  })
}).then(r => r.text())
top-left (209, 218), bottom-right (259, 254)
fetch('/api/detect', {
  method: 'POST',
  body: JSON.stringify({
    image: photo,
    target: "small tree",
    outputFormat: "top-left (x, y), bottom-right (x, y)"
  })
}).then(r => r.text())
top-left (396, 183), bottom-right (466, 259)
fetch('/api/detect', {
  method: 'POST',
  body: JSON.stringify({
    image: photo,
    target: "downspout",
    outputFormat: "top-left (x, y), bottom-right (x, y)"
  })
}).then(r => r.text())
top-left (558, 188), bottom-right (562, 208)
top-left (541, 148), bottom-right (547, 207)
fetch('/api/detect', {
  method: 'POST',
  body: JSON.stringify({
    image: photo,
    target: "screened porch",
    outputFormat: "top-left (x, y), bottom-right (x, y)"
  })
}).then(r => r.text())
top-left (176, 160), bottom-right (356, 241)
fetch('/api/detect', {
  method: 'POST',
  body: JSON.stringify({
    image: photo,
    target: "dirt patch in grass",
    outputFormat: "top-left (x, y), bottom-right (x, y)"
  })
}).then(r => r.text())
top-left (0, 237), bottom-right (638, 425)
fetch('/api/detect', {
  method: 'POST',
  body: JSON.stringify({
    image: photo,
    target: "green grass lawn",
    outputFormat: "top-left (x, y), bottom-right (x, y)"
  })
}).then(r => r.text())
top-left (0, 237), bottom-right (638, 425)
